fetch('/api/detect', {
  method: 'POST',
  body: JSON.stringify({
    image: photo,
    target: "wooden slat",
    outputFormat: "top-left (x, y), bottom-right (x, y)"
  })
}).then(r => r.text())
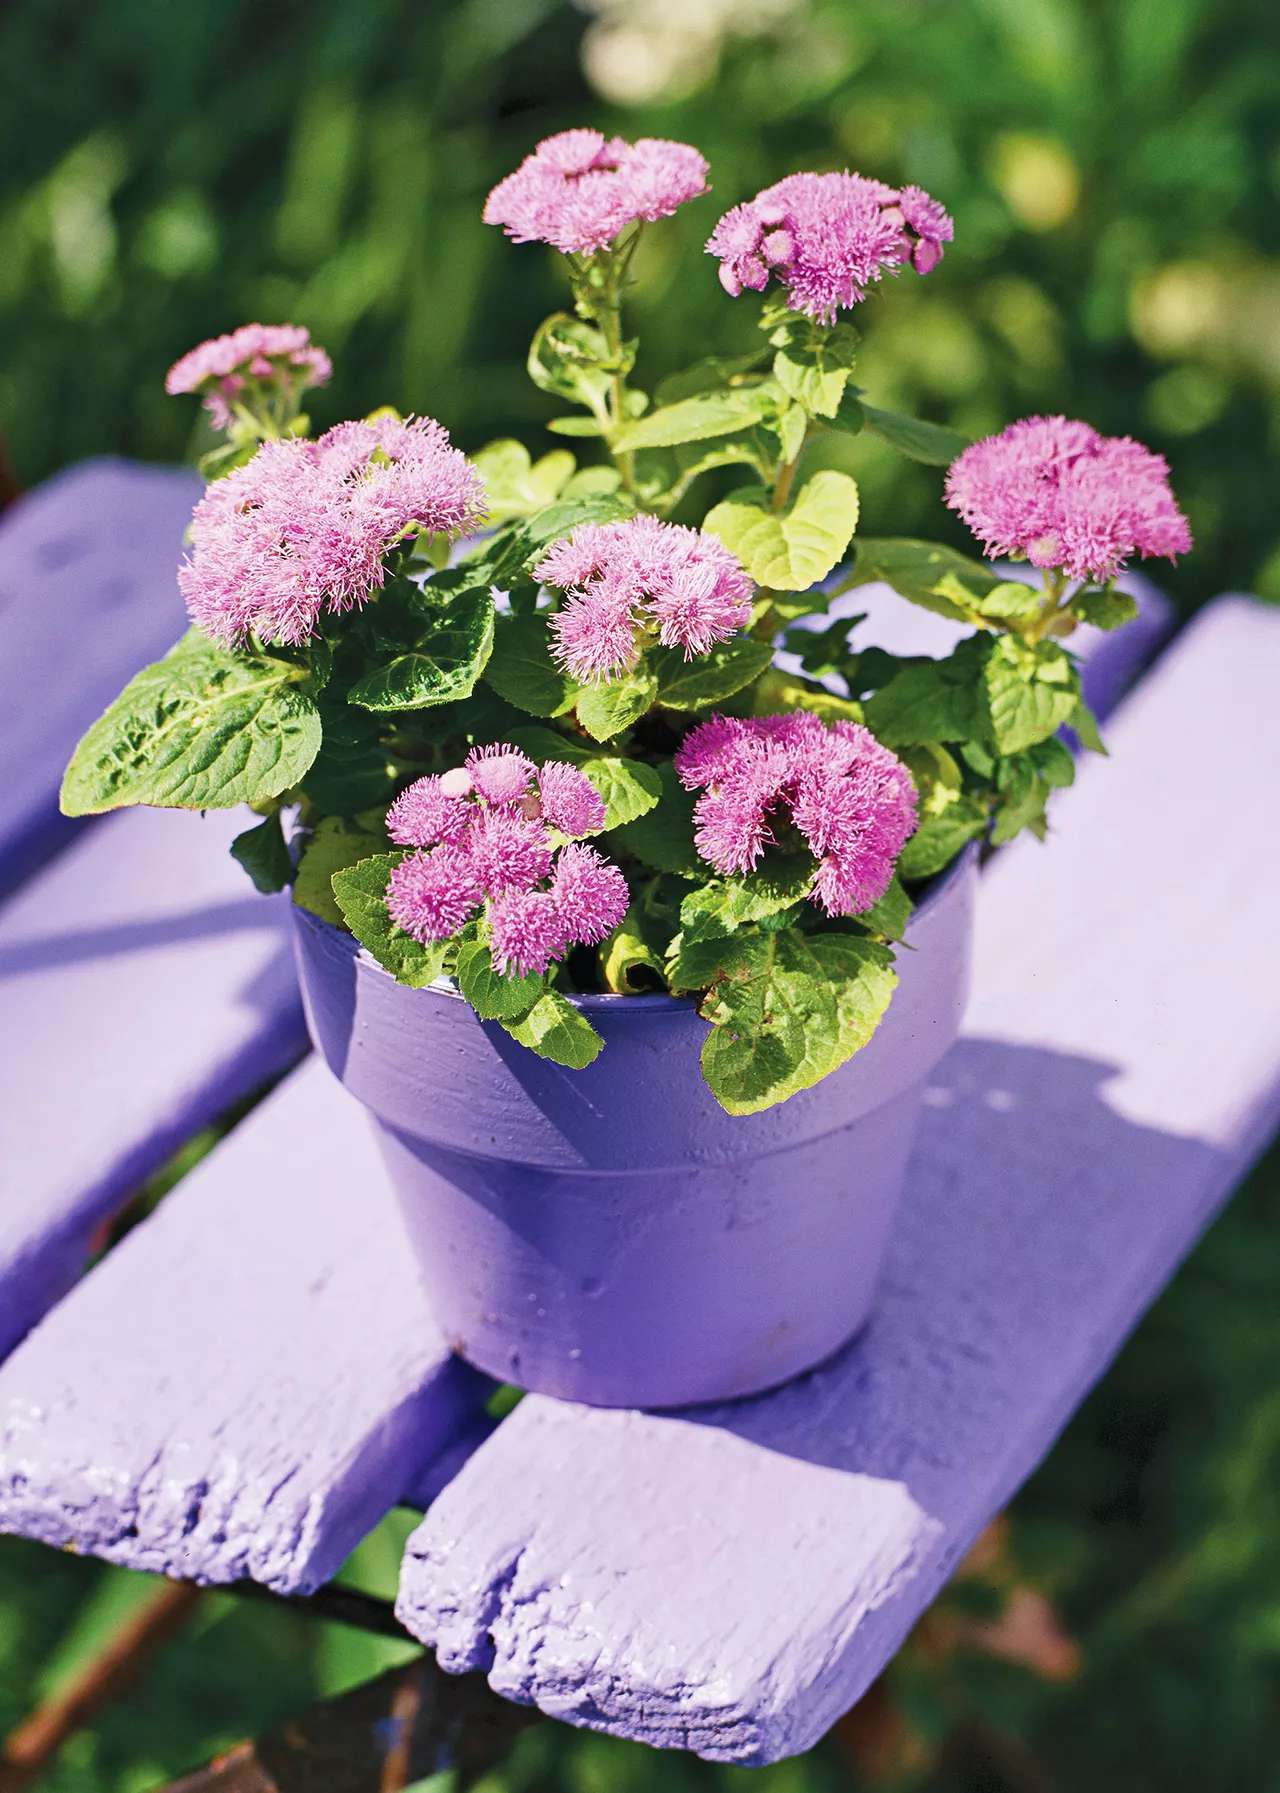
top-left (394, 597), bottom-right (1280, 1764)
top-left (0, 458), bottom-right (197, 896)
top-left (0, 806), bottom-right (306, 1360)
top-left (0, 1057), bottom-right (489, 1591)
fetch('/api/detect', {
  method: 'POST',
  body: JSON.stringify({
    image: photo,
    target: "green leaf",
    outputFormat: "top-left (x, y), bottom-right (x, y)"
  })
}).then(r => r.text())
top-left (896, 800), bottom-right (989, 880)
top-left (771, 400), bottom-right (809, 464)
top-left (860, 405), bottom-right (970, 466)
top-left (545, 416), bottom-right (606, 437)
top-left (329, 850), bottom-right (448, 987)
top-left (300, 699), bottom-right (399, 815)
top-left (483, 612), bottom-right (577, 717)
top-left (527, 313), bottom-right (615, 418)
top-left (854, 875), bottom-right (914, 942)
top-left (862, 634), bottom-right (994, 747)
top-left (505, 725), bottom-right (661, 829)
top-left (609, 759), bottom-right (699, 872)
top-left (574, 668), bottom-right (659, 742)
top-left (651, 636), bottom-right (774, 710)
top-left (983, 636), bottom-right (1079, 755)
top-left (455, 939), bottom-right (546, 1019)
top-left (560, 466), bottom-right (624, 500)
top-left (61, 630), bottom-right (323, 815)
top-left (1068, 695), bottom-right (1107, 754)
top-left (679, 857), bottom-right (814, 944)
top-left (230, 811), bottom-right (294, 893)
top-left (654, 350), bottom-right (770, 405)
top-left (843, 537), bottom-right (1009, 622)
top-left (772, 325), bottom-right (859, 419)
top-left (293, 815), bottom-right (391, 926)
top-left (612, 386), bottom-right (779, 451)
top-left (703, 470), bottom-right (861, 591)
top-left (471, 439), bottom-right (575, 521)
top-left (601, 902), bottom-right (669, 993)
top-left (348, 584), bottom-right (494, 711)
top-left (500, 989), bottom-right (604, 1067)
top-left (1072, 585), bottom-right (1140, 631)
top-left (828, 388), bottom-right (866, 437)
top-left (696, 927), bottom-right (897, 1115)
top-left (632, 431), bottom-right (774, 511)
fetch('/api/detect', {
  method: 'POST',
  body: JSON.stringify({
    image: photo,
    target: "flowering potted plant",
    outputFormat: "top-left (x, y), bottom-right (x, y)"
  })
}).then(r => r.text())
top-left (63, 133), bottom-right (1189, 1407)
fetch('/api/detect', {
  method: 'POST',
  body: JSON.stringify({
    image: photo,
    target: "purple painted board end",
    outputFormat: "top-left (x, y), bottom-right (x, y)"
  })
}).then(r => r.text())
top-left (0, 1058), bottom-right (491, 1592)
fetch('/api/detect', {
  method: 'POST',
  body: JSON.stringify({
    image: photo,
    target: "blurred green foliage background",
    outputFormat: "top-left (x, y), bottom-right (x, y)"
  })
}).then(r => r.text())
top-left (3, 0), bottom-right (1280, 1787)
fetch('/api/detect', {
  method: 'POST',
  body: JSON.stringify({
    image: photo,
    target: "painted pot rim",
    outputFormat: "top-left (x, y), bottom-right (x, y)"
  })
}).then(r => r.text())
top-left (345, 837), bottom-right (978, 1012)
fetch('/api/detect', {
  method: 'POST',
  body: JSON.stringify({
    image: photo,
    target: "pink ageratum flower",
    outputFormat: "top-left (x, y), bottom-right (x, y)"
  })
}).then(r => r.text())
top-left (944, 416), bottom-right (1193, 580)
top-left (535, 515), bottom-right (753, 683)
top-left (674, 711), bottom-right (918, 917)
top-left (382, 746), bottom-right (626, 979)
top-left (178, 413), bottom-right (487, 646)
top-left (166, 323), bottom-right (332, 432)
top-left (706, 172), bottom-right (953, 322)
top-left (484, 130), bottom-right (708, 256)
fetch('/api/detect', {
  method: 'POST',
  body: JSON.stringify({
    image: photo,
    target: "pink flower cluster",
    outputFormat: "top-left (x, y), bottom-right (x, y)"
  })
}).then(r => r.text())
top-left (706, 172), bottom-right (953, 323)
top-left (483, 130), bottom-right (708, 256)
top-left (534, 515), bottom-right (753, 684)
top-left (178, 414), bottom-right (488, 646)
top-left (166, 324), bottom-right (332, 431)
top-left (675, 711), bottom-right (918, 916)
top-left (384, 745), bottom-right (629, 978)
top-left (944, 416), bottom-right (1193, 581)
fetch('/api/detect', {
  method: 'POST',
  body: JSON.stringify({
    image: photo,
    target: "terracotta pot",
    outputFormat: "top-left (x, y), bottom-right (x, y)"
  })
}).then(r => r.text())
top-left (292, 847), bottom-right (975, 1408)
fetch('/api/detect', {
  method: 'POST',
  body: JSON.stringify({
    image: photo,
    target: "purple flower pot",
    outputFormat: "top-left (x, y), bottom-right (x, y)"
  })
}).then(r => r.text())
top-left (292, 848), bottom-right (975, 1409)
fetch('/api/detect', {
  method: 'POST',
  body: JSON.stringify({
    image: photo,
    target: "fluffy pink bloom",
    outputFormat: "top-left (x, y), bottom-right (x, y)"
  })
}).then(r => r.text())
top-left (706, 172), bottom-right (952, 322)
top-left (386, 846), bottom-right (483, 944)
top-left (550, 843), bottom-right (629, 943)
top-left (166, 323), bottom-right (332, 431)
top-left (674, 711), bottom-right (917, 915)
top-left (945, 416), bottom-right (1193, 580)
top-left (467, 810), bottom-right (554, 897)
top-left (484, 130), bottom-right (708, 256)
top-left (488, 890), bottom-right (566, 978)
top-left (386, 776), bottom-right (472, 848)
top-left (537, 762), bottom-right (606, 836)
top-left (535, 515), bottom-right (753, 683)
top-left (464, 744), bottom-right (536, 807)
top-left (178, 413), bottom-right (487, 646)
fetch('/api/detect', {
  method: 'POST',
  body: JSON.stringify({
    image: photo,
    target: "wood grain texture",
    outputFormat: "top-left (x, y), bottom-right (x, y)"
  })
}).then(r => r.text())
top-left (0, 457), bottom-right (197, 896)
top-left (0, 806), bottom-right (306, 1361)
top-left (0, 1057), bottom-right (490, 1591)
top-left (396, 597), bottom-right (1280, 1763)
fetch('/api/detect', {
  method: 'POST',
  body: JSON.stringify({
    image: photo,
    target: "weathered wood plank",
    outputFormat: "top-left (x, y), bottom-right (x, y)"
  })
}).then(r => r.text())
top-left (395, 596), bottom-right (1280, 1764)
top-left (0, 1057), bottom-right (490, 1591)
top-left (0, 458), bottom-right (197, 896)
top-left (0, 806), bottom-right (306, 1360)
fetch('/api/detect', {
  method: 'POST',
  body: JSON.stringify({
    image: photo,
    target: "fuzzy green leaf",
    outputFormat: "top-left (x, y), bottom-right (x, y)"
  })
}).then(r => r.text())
top-left (506, 725), bottom-right (661, 829)
top-left (772, 326), bottom-right (859, 419)
top-left (862, 634), bottom-right (994, 747)
top-left (860, 405), bottom-right (970, 465)
top-left (651, 636), bottom-right (775, 710)
top-left (329, 851), bottom-right (448, 987)
top-left (455, 939), bottom-right (546, 1019)
top-left (983, 636), bottom-right (1079, 755)
top-left (679, 858), bottom-right (813, 944)
top-left (601, 902), bottom-right (669, 993)
top-left (348, 583), bottom-right (494, 712)
top-left (610, 760), bottom-right (700, 873)
top-left (61, 630), bottom-right (323, 815)
top-left (654, 351), bottom-right (771, 405)
top-left (844, 537), bottom-right (1008, 622)
top-left (1072, 585), bottom-right (1140, 631)
top-left (483, 612), bottom-right (577, 717)
top-left (703, 470), bottom-right (861, 591)
top-left (574, 668), bottom-right (659, 741)
top-left (527, 313), bottom-right (614, 416)
top-left (471, 439), bottom-right (576, 522)
top-left (896, 800), bottom-right (989, 880)
top-left (229, 811), bottom-right (294, 893)
top-left (294, 816), bottom-right (391, 926)
top-left (612, 386), bottom-right (778, 451)
top-left (696, 927), bottom-right (896, 1115)
top-left (500, 989), bottom-right (604, 1067)
top-left (854, 875), bottom-right (915, 943)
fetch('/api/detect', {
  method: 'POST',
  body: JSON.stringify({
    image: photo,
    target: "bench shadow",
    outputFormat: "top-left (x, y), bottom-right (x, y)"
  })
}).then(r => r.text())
top-left (671, 1036), bottom-right (1255, 1517)
top-left (0, 897), bottom-right (280, 977)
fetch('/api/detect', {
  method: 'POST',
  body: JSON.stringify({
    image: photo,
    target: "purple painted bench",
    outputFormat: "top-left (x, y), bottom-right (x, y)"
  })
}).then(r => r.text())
top-left (0, 458), bottom-right (198, 896)
top-left (2, 454), bottom-right (1271, 1768)
top-left (394, 597), bottom-right (1280, 1762)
